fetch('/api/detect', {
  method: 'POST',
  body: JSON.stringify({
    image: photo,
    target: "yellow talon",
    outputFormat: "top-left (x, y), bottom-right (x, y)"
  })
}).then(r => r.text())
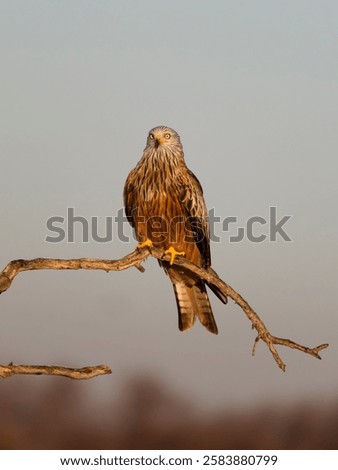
top-left (137, 239), bottom-right (153, 249)
top-left (165, 246), bottom-right (185, 265)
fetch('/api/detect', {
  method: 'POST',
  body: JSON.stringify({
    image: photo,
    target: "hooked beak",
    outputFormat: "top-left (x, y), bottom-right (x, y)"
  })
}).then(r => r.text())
top-left (154, 136), bottom-right (164, 148)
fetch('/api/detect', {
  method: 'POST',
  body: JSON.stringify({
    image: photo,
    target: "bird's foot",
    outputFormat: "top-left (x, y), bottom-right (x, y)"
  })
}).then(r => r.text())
top-left (137, 239), bottom-right (153, 250)
top-left (164, 246), bottom-right (185, 265)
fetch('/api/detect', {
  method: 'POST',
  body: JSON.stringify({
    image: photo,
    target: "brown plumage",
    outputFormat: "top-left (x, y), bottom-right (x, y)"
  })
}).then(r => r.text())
top-left (124, 126), bottom-right (227, 334)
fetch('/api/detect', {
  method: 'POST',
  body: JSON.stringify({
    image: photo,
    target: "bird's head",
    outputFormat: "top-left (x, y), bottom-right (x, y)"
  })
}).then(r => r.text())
top-left (145, 126), bottom-right (182, 152)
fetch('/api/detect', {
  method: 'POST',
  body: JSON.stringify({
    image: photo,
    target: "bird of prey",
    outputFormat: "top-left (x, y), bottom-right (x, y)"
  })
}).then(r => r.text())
top-left (124, 126), bottom-right (227, 334)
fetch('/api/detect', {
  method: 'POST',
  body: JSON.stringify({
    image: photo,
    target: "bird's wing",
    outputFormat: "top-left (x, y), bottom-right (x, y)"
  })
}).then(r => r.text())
top-left (123, 168), bottom-right (137, 227)
top-left (177, 167), bottom-right (211, 268)
top-left (177, 168), bottom-right (227, 305)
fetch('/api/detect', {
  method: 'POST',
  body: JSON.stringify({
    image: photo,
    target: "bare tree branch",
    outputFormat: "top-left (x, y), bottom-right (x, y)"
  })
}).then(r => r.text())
top-left (0, 246), bottom-right (328, 376)
top-left (0, 363), bottom-right (112, 379)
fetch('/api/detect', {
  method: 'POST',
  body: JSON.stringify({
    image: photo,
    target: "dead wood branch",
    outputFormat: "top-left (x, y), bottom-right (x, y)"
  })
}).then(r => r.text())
top-left (0, 363), bottom-right (111, 379)
top-left (0, 247), bottom-right (328, 376)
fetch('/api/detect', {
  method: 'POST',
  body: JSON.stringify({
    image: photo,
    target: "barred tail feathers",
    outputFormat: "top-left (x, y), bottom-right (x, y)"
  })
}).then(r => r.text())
top-left (192, 280), bottom-right (218, 334)
top-left (169, 271), bottom-right (218, 334)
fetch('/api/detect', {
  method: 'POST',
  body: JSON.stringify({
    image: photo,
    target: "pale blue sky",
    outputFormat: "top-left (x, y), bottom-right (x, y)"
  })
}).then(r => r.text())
top-left (0, 1), bottom-right (337, 412)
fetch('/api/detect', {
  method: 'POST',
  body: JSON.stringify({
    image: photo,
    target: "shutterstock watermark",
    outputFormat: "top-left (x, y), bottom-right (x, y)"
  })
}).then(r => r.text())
top-left (45, 206), bottom-right (292, 244)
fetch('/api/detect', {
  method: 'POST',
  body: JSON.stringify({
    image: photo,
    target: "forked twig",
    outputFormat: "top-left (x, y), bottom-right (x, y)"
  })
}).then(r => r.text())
top-left (0, 246), bottom-right (328, 376)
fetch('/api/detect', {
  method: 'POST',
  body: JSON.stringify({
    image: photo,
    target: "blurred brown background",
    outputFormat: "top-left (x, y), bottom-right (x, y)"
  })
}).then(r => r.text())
top-left (1, 376), bottom-right (338, 449)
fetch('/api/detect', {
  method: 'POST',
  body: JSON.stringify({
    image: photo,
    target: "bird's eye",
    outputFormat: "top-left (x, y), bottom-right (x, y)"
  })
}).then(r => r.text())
top-left (149, 133), bottom-right (154, 140)
top-left (164, 133), bottom-right (171, 140)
